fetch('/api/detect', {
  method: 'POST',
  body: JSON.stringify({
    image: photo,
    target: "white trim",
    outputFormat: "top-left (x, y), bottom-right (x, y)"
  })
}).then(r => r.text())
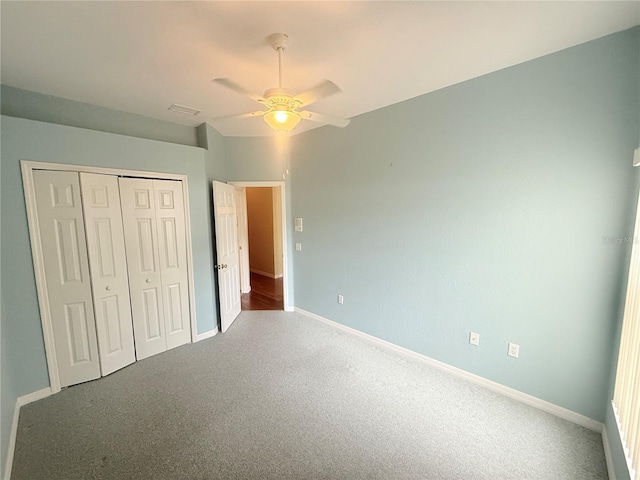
top-left (21, 161), bottom-right (191, 180)
top-left (195, 328), bottom-right (218, 342)
top-left (21, 160), bottom-right (199, 393)
top-left (4, 402), bottom-right (20, 480)
top-left (4, 388), bottom-right (52, 480)
top-left (234, 187), bottom-right (251, 294)
top-left (230, 181), bottom-right (283, 187)
top-left (181, 176), bottom-right (198, 344)
top-left (21, 161), bottom-right (61, 393)
top-left (17, 387), bottom-right (52, 406)
top-left (249, 268), bottom-right (282, 279)
top-left (294, 307), bottom-right (604, 432)
top-left (612, 401), bottom-right (637, 480)
top-left (229, 181), bottom-right (291, 310)
top-left (602, 425), bottom-right (618, 480)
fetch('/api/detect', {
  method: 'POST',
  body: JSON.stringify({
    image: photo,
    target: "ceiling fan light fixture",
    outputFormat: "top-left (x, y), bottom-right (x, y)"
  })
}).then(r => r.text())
top-left (213, 33), bottom-right (348, 132)
top-left (264, 109), bottom-right (300, 131)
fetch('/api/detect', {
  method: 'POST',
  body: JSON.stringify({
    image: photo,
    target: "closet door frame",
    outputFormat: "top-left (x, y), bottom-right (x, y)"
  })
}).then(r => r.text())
top-left (21, 160), bottom-right (198, 394)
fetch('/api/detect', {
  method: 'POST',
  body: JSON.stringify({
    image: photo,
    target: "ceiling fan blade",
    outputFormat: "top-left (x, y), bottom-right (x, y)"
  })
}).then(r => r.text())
top-left (212, 110), bottom-right (266, 122)
top-left (295, 80), bottom-right (341, 107)
top-left (298, 110), bottom-right (350, 128)
top-left (212, 78), bottom-right (266, 103)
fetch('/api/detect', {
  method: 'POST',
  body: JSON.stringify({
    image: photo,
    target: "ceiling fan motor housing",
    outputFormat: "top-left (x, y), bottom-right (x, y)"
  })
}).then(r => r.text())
top-left (263, 88), bottom-right (301, 111)
top-left (269, 33), bottom-right (289, 51)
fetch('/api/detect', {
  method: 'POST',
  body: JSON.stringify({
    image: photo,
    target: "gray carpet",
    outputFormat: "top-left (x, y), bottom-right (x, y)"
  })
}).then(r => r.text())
top-left (12, 311), bottom-right (607, 479)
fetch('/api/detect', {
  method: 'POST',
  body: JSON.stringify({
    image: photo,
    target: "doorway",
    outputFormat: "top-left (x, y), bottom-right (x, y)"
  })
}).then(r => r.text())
top-left (231, 181), bottom-right (289, 311)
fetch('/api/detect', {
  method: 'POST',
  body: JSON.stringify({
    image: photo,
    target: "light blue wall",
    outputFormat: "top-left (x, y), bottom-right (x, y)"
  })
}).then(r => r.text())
top-left (290, 27), bottom-right (640, 422)
top-left (225, 136), bottom-right (289, 182)
top-left (0, 117), bottom-right (218, 438)
top-left (1, 85), bottom-right (199, 147)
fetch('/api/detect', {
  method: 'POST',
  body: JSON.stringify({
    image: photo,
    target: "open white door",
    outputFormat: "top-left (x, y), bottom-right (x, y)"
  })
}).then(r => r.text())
top-left (212, 181), bottom-right (241, 332)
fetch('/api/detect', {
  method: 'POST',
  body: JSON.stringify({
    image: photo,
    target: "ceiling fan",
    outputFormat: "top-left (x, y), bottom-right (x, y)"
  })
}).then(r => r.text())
top-left (213, 33), bottom-right (350, 132)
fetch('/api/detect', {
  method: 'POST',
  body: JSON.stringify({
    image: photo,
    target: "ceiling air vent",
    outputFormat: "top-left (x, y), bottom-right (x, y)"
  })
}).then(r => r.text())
top-left (168, 103), bottom-right (202, 116)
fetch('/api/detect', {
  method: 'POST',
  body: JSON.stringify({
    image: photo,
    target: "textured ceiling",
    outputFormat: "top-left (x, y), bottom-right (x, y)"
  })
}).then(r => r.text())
top-left (1, 1), bottom-right (639, 136)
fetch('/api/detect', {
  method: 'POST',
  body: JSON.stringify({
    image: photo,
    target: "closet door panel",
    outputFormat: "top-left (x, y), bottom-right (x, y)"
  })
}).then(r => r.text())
top-left (119, 177), bottom-right (166, 360)
top-left (80, 173), bottom-right (136, 375)
top-left (154, 180), bottom-right (191, 349)
top-left (33, 170), bottom-right (101, 387)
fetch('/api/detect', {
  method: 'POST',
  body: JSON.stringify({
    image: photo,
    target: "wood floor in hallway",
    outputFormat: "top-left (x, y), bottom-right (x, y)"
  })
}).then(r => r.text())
top-left (241, 272), bottom-right (283, 310)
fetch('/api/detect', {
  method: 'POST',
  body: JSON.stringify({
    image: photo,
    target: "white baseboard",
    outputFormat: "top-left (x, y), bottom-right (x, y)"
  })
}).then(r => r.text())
top-left (3, 402), bottom-right (20, 480)
top-left (294, 307), bottom-right (603, 433)
top-left (602, 426), bottom-right (617, 480)
top-left (196, 328), bottom-right (218, 342)
top-left (4, 387), bottom-right (52, 480)
top-left (250, 269), bottom-right (279, 279)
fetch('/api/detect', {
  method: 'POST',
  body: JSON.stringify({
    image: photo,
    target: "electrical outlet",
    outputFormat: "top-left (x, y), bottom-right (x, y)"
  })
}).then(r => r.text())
top-left (469, 332), bottom-right (480, 346)
top-left (508, 343), bottom-right (520, 358)
top-left (295, 243), bottom-right (302, 251)
top-left (337, 294), bottom-right (344, 305)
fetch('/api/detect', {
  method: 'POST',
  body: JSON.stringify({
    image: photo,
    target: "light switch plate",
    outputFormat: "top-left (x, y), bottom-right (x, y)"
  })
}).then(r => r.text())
top-left (295, 243), bottom-right (302, 251)
top-left (295, 217), bottom-right (303, 232)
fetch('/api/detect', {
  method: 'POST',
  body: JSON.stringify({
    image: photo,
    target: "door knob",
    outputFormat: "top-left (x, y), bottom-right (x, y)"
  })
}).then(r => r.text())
top-left (106, 286), bottom-right (111, 291)
top-left (146, 278), bottom-right (151, 283)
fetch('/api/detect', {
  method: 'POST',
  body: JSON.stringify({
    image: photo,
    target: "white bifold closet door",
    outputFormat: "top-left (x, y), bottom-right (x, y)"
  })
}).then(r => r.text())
top-left (79, 173), bottom-right (136, 376)
top-left (32, 170), bottom-right (192, 389)
top-left (33, 170), bottom-right (102, 388)
top-left (119, 178), bottom-right (191, 360)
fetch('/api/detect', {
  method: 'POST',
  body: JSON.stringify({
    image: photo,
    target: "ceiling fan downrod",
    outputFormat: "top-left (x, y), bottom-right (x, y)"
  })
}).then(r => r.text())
top-left (269, 33), bottom-right (289, 89)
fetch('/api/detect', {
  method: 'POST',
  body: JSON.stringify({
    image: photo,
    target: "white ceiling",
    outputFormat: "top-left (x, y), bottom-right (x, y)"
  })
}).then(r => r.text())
top-left (2, 1), bottom-right (639, 137)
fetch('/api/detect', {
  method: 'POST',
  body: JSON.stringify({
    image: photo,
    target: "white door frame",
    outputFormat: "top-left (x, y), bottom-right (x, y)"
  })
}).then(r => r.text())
top-left (21, 160), bottom-right (199, 394)
top-left (234, 187), bottom-right (251, 294)
top-left (229, 181), bottom-right (292, 311)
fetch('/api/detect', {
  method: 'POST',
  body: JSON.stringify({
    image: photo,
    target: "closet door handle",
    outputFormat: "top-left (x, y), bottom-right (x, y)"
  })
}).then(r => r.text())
top-left (106, 286), bottom-right (112, 291)
top-left (146, 278), bottom-right (151, 283)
